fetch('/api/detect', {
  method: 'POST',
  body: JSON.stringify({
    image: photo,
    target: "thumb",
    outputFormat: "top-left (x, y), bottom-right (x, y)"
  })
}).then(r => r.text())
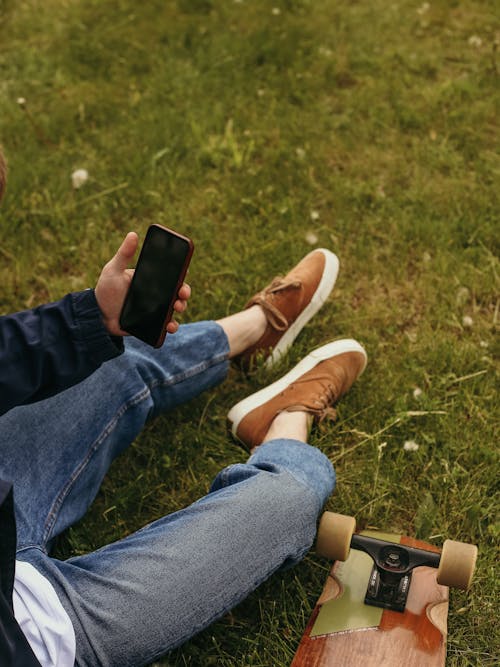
top-left (110, 232), bottom-right (139, 273)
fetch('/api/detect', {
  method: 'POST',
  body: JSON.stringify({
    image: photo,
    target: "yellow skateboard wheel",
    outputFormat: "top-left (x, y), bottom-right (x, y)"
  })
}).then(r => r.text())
top-left (316, 512), bottom-right (356, 561)
top-left (436, 539), bottom-right (478, 589)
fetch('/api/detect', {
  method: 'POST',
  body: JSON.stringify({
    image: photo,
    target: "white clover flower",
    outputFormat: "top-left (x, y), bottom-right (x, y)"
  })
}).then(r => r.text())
top-left (305, 231), bottom-right (318, 245)
top-left (468, 35), bottom-right (482, 48)
top-left (295, 147), bottom-right (306, 160)
top-left (462, 315), bottom-right (473, 328)
top-left (71, 169), bottom-right (89, 189)
top-left (310, 210), bottom-right (320, 221)
top-left (479, 340), bottom-right (489, 349)
top-left (17, 97), bottom-right (26, 107)
top-left (403, 440), bottom-right (419, 452)
top-left (413, 387), bottom-right (423, 399)
top-left (272, 7), bottom-right (281, 15)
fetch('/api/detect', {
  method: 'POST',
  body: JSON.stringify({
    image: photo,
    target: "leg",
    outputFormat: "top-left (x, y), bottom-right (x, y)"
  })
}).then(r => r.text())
top-left (17, 339), bottom-right (367, 667)
top-left (10, 248), bottom-right (342, 664)
top-left (1, 321), bottom-right (229, 551)
top-left (19, 438), bottom-right (334, 667)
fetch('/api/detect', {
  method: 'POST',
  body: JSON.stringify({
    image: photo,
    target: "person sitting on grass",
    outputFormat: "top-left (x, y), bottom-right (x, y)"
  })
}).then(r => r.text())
top-left (0, 145), bottom-right (367, 667)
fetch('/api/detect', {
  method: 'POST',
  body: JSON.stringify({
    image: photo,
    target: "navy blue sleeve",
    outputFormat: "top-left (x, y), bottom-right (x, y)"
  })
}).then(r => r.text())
top-left (0, 289), bottom-right (123, 417)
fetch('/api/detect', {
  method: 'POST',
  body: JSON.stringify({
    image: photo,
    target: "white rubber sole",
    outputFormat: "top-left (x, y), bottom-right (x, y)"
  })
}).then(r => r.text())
top-left (228, 338), bottom-right (367, 439)
top-left (265, 248), bottom-right (340, 368)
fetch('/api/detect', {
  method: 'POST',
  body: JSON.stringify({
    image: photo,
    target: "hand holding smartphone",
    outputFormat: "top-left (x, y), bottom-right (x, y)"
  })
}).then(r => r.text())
top-left (119, 224), bottom-right (194, 347)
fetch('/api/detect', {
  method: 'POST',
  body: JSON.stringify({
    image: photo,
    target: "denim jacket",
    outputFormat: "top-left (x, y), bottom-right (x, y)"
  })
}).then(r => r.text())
top-left (0, 289), bottom-right (123, 666)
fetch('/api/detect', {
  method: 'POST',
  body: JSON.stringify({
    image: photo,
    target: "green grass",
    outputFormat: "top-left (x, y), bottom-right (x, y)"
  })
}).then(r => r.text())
top-left (1, 0), bottom-right (498, 664)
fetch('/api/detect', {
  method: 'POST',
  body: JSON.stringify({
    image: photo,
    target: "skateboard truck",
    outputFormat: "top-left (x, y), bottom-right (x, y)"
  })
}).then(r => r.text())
top-left (350, 534), bottom-right (441, 612)
top-left (317, 512), bottom-right (478, 614)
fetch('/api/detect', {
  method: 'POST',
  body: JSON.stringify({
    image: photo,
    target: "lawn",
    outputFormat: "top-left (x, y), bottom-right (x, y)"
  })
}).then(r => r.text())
top-left (0, 0), bottom-right (498, 665)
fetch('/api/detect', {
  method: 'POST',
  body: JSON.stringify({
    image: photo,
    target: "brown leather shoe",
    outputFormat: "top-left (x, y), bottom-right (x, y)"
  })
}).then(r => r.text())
top-left (235, 248), bottom-right (339, 369)
top-left (228, 339), bottom-right (367, 451)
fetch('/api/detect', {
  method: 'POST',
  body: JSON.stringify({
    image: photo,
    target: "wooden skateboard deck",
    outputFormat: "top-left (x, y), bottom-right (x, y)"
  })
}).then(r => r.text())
top-left (291, 531), bottom-right (449, 667)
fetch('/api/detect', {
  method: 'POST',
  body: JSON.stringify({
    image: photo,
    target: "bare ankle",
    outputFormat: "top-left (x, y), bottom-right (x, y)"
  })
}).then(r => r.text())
top-left (217, 305), bottom-right (267, 358)
top-left (260, 410), bottom-right (312, 446)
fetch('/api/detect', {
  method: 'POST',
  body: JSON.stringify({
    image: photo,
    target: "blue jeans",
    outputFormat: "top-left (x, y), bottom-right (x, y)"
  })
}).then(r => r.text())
top-left (0, 322), bottom-right (335, 667)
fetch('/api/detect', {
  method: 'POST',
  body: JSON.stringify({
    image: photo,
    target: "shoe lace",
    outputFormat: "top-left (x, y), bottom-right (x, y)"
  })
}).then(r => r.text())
top-left (252, 277), bottom-right (302, 331)
top-left (284, 373), bottom-right (339, 423)
top-left (312, 380), bottom-right (338, 422)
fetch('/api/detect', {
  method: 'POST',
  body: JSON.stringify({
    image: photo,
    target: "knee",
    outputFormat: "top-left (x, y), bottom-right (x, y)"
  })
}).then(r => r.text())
top-left (210, 464), bottom-right (323, 563)
top-left (213, 440), bottom-right (335, 512)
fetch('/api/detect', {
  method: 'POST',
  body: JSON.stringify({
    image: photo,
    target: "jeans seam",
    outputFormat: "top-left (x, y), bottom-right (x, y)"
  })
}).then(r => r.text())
top-left (16, 545), bottom-right (45, 557)
top-left (40, 386), bottom-right (152, 548)
top-left (147, 352), bottom-right (229, 391)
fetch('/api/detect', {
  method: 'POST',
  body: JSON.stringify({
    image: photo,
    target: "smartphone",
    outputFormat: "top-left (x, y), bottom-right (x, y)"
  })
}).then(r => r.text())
top-left (119, 224), bottom-right (194, 347)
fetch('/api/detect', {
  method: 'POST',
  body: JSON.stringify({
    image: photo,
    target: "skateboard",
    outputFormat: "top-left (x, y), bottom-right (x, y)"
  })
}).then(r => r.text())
top-left (291, 512), bottom-right (478, 667)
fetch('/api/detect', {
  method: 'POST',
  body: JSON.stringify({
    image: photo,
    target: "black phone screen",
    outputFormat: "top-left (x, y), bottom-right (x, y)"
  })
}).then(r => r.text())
top-left (119, 225), bottom-right (191, 346)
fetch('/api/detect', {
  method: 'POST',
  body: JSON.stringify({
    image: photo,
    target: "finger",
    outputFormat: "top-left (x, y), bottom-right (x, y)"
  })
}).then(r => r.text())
top-left (177, 283), bottom-right (191, 301)
top-left (166, 320), bottom-right (179, 334)
top-left (173, 299), bottom-right (187, 313)
top-left (111, 232), bottom-right (139, 272)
